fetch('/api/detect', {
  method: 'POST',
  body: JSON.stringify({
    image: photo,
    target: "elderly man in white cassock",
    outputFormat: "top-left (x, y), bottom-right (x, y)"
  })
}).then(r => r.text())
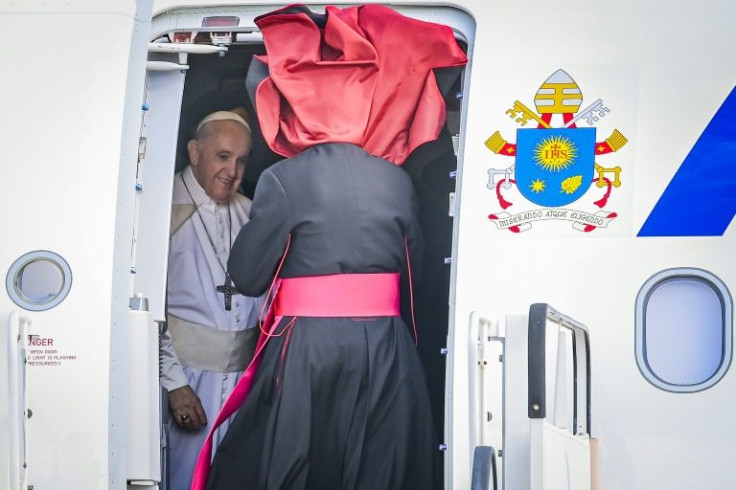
top-left (160, 109), bottom-right (264, 490)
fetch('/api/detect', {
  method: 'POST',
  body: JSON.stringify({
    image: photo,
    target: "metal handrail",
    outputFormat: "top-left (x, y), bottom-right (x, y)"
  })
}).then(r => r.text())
top-left (7, 311), bottom-right (29, 489)
top-left (527, 303), bottom-right (591, 435)
top-left (470, 446), bottom-right (498, 490)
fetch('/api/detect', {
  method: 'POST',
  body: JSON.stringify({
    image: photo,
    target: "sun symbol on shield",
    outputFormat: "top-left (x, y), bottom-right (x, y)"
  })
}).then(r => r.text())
top-left (534, 135), bottom-right (577, 172)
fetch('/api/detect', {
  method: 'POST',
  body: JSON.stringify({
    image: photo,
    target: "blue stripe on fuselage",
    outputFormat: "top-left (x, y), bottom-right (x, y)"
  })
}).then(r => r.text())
top-left (638, 86), bottom-right (736, 237)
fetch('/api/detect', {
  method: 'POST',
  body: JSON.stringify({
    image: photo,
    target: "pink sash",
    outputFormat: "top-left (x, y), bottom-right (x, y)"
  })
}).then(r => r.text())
top-left (191, 272), bottom-right (401, 489)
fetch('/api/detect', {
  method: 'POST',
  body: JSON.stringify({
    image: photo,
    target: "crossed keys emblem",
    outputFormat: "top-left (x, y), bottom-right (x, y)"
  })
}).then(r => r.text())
top-left (485, 69), bottom-right (628, 233)
top-left (506, 98), bottom-right (610, 129)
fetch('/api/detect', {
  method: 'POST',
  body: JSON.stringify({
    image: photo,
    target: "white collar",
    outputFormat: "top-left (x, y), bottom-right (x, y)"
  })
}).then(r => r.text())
top-left (182, 165), bottom-right (215, 205)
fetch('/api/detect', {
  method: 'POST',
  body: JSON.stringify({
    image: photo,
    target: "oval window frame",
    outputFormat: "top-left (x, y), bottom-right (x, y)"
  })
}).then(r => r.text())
top-left (5, 250), bottom-right (73, 312)
top-left (635, 267), bottom-right (732, 393)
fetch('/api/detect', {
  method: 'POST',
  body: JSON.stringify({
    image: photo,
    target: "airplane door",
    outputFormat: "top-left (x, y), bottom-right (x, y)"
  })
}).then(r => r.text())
top-left (0, 1), bottom-right (152, 489)
top-left (124, 52), bottom-right (188, 490)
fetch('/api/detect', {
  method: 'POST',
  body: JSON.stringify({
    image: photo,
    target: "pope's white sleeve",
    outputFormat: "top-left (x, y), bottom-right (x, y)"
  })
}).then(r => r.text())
top-left (160, 325), bottom-right (189, 391)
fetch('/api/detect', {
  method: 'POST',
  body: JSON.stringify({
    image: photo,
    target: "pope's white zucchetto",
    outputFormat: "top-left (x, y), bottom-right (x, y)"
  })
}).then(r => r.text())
top-left (196, 110), bottom-right (251, 134)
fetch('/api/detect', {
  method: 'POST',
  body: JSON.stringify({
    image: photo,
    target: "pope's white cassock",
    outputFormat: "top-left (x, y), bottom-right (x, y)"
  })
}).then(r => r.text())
top-left (161, 166), bottom-right (264, 490)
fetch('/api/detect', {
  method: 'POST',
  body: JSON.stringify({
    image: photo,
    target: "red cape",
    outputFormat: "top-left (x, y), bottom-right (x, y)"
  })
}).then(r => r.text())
top-left (254, 4), bottom-right (468, 165)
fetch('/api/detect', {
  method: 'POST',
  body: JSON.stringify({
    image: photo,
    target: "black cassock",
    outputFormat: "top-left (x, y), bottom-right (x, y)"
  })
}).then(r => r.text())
top-left (207, 143), bottom-right (439, 490)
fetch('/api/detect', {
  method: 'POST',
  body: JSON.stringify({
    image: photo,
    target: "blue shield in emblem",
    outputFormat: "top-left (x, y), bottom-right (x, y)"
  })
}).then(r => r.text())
top-left (516, 128), bottom-right (595, 207)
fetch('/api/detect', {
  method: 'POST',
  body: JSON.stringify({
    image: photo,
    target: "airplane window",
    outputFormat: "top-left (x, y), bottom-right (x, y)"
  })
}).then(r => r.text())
top-left (635, 268), bottom-right (732, 392)
top-left (5, 251), bottom-right (72, 311)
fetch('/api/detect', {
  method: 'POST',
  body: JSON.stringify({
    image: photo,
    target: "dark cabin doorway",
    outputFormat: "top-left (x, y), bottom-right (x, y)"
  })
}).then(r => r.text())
top-left (175, 37), bottom-right (463, 464)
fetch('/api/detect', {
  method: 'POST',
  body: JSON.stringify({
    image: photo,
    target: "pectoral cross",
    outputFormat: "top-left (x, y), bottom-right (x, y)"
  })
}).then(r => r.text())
top-left (216, 273), bottom-right (240, 311)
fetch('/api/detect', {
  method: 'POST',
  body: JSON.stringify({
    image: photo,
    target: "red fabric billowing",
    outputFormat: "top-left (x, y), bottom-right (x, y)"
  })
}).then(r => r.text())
top-left (254, 4), bottom-right (468, 165)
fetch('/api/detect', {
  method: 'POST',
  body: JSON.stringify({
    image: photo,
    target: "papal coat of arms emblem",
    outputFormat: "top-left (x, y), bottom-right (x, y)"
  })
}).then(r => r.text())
top-left (486, 69), bottom-right (627, 232)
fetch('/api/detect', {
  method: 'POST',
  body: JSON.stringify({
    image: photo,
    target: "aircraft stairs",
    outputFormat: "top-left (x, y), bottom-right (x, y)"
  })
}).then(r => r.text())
top-left (469, 304), bottom-right (594, 490)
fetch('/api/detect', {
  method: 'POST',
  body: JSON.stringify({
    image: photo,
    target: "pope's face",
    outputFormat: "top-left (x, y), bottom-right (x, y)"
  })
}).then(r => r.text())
top-left (188, 120), bottom-right (252, 204)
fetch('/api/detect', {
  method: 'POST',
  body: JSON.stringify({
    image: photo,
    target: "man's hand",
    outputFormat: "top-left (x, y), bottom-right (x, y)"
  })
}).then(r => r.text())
top-left (168, 385), bottom-right (207, 431)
